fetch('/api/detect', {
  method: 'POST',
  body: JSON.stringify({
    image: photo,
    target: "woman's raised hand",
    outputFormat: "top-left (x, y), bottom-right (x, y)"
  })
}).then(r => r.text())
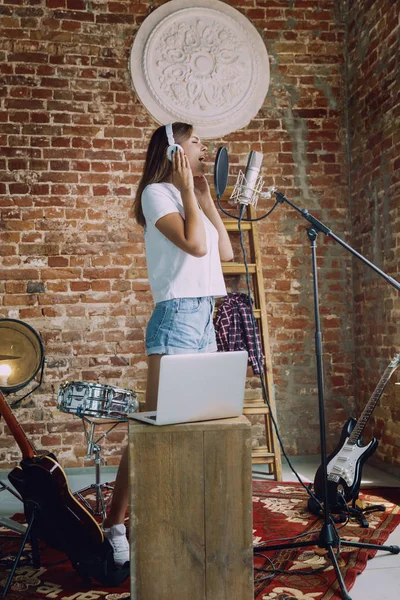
top-left (171, 149), bottom-right (194, 193)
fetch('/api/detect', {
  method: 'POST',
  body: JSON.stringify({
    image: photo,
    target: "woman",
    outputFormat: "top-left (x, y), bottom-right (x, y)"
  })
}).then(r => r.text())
top-left (102, 122), bottom-right (233, 566)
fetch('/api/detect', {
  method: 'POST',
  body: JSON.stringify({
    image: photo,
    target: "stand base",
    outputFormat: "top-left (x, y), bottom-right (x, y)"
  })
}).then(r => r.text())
top-left (307, 495), bottom-right (386, 528)
top-left (0, 517), bottom-right (27, 535)
top-left (255, 523), bottom-right (399, 600)
top-left (1, 504), bottom-right (40, 600)
top-left (74, 482), bottom-right (114, 518)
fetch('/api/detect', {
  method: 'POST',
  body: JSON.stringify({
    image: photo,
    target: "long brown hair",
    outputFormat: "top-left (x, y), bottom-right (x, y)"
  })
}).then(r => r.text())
top-left (133, 122), bottom-right (193, 227)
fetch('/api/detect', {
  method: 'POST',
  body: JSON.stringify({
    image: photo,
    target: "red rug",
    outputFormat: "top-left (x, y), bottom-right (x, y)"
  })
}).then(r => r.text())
top-left (0, 481), bottom-right (399, 600)
top-left (252, 481), bottom-right (400, 599)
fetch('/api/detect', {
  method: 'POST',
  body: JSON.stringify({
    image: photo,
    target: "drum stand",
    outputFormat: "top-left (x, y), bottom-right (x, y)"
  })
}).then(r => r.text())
top-left (74, 415), bottom-right (126, 519)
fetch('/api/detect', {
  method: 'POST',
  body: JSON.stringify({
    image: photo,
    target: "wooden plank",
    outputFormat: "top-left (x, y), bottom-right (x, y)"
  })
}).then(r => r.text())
top-left (204, 426), bottom-right (254, 599)
top-left (251, 447), bottom-right (275, 457)
top-left (221, 262), bottom-right (256, 274)
top-left (251, 445), bottom-right (275, 464)
top-left (129, 428), bottom-right (206, 600)
top-left (252, 456), bottom-right (275, 465)
top-left (244, 399), bottom-right (270, 406)
top-left (223, 220), bottom-right (252, 231)
top-left (243, 405), bottom-right (270, 415)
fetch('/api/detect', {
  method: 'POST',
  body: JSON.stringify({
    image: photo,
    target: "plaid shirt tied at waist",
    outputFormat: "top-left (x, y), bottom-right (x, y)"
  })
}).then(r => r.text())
top-left (214, 292), bottom-right (264, 375)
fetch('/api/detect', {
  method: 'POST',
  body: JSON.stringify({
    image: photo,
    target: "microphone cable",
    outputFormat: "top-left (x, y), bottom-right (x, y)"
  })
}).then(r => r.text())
top-left (216, 193), bottom-right (281, 222)
top-left (234, 202), bottom-right (330, 517)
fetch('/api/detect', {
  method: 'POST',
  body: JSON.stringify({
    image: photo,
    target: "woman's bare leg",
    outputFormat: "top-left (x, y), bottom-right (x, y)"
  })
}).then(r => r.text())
top-left (103, 354), bottom-right (163, 527)
top-left (103, 445), bottom-right (129, 527)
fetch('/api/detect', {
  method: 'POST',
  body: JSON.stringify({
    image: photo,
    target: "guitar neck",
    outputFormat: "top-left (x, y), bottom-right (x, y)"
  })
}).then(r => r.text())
top-left (0, 391), bottom-right (35, 459)
top-left (348, 358), bottom-right (399, 444)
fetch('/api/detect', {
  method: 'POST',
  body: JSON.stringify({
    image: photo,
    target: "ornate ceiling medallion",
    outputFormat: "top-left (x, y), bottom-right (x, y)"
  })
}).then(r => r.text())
top-left (129, 0), bottom-right (270, 138)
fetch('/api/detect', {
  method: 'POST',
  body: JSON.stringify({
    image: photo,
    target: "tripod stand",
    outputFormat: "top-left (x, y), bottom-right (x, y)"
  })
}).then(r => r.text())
top-left (74, 415), bottom-right (125, 518)
top-left (254, 192), bottom-right (400, 600)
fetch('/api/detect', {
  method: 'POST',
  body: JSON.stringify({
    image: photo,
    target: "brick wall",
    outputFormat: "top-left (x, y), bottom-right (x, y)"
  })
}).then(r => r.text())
top-left (0, 0), bottom-right (393, 471)
top-left (347, 0), bottom-right (400, 471)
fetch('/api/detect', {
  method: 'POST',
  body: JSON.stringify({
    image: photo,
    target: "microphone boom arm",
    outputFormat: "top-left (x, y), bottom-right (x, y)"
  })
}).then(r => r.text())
top-left (274, 191), bottom-right (400, 291)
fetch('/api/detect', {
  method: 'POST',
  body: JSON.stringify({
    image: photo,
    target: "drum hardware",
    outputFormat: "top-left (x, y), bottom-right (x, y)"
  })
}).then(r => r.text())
top-left (74, 415), bottom-right (125, 519)
top-left (57, 381), bottom-right (139, 519)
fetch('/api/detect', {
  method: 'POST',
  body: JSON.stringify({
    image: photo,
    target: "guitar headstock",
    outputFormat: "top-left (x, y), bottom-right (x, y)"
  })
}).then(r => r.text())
top-left (388, 352), bottom-right (400, 370)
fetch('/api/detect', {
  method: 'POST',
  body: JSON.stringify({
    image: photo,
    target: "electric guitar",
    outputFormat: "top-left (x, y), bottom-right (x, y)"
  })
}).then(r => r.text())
top-left (313, 352), bottom-right (400, 507)
top-left (0, 390), bottom-right (128, 585)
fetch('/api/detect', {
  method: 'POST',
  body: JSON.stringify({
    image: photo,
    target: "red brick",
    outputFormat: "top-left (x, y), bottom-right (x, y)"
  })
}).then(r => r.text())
top-left (41, 268), bottom-right (81, 280)
top-left (48, 256), bottom-right (69, 267)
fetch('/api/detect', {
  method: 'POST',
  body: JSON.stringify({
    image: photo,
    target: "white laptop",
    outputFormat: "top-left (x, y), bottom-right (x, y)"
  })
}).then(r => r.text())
top-left (129, 350), bottom-right (248, 426)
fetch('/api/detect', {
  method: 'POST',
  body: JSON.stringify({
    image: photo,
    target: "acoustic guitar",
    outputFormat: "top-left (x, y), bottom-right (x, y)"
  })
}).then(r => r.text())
top-left (312, 352), bottom-right (400, 508)
top-left (0, 390), bottom-right (128, 585)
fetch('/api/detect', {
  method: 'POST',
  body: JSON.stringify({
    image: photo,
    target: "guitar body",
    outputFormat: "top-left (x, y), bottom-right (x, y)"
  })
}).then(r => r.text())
top-left (0, 390), bottom-right (129, 585)
top-left (310, 353), bottom-right (399, 514)
top-left (313, 418), bottom-right (378, 507)
top-left (8, 454), bottom-right (103, 554)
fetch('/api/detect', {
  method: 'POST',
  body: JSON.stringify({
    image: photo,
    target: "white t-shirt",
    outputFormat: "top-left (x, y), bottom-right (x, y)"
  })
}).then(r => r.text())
top-left (141, 182), bottom-right (227, 304)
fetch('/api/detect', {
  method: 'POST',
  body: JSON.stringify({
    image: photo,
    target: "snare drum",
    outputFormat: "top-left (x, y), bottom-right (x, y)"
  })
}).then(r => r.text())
top-left (57, 381), bottom-right (139, 419)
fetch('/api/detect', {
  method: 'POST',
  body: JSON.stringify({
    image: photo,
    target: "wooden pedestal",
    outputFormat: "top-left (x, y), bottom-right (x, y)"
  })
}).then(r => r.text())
top-left (129, 415), bottom-right (254, 600)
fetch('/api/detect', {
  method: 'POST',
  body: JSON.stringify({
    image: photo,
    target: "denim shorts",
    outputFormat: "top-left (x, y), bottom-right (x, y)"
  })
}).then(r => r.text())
top-left (145, 296), bottom-right (217, 355)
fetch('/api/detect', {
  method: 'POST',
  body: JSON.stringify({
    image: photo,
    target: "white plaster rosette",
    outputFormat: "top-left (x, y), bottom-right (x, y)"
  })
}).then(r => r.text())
top-left (129, 0), bottom-right (270, 138)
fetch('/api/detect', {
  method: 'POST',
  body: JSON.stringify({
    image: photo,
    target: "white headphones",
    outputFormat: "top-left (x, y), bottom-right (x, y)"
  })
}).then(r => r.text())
top-left (165, 123), bottom-right (184, 161)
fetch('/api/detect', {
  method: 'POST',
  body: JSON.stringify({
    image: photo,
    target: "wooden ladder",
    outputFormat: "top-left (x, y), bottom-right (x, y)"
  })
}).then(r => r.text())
top-left (217, 203), bottom-right (282, 479)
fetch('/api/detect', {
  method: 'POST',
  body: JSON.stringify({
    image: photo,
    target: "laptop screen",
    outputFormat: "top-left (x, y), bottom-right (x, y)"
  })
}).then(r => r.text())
top-left (154, 351), bottom-right (248, 426)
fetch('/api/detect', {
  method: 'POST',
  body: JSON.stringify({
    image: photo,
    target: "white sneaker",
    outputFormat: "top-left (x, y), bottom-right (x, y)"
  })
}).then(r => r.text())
top-left (102, 523), bottom-right (129, 567)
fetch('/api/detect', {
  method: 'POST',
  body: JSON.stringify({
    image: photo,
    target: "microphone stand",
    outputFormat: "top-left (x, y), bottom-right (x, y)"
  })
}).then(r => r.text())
top-left (255, 191), bottom-right (399, 600)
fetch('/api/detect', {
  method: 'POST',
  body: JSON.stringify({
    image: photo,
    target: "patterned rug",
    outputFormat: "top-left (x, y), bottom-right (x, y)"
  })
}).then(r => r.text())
top-left (252, 481), bottom-right (400, 599)
top-left (0, 481), bottom-right (399, 600)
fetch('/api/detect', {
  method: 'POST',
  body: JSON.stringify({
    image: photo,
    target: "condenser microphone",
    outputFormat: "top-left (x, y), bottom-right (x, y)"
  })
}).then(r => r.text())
top-left (230, 151), bottom-right (264, 207)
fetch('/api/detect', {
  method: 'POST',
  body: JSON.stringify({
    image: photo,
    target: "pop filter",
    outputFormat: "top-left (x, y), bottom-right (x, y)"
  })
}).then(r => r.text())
top-left (214, 146), bottom-right (229, 199)
top-left (0, 319), bottom-right (44, 393)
